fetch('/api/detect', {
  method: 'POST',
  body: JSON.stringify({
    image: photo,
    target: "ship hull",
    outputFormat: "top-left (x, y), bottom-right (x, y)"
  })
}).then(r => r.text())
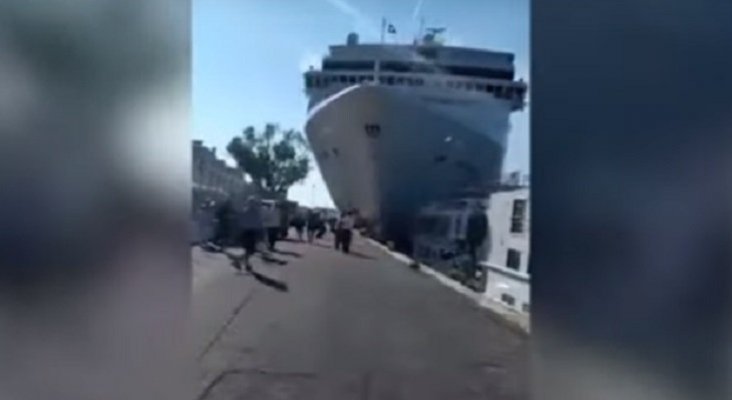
top-left (305, 84), bottom-right (511, 247)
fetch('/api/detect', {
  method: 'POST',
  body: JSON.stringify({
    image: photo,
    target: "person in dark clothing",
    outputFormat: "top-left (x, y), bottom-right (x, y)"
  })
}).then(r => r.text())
top-left (291, 215), bottom-right (305, 241)
top-left (465, 208), bottom-right (488, 278)
top-left (236, 197), bottom-right (263, 272)
top-left (333, 217), bottom-right (344, 250)
top-left (316, 219), bottom-right (327, 239)
top-left (213, 199), bottom-right (232, 246)
top-left (306, 211), bottom-right (321, 243)
top-left (339, 211), bottom-right (355, 254)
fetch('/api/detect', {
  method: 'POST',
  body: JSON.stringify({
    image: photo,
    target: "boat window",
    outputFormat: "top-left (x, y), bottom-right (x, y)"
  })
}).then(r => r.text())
top-left (379, 76), bottom-right (387, 84)
top-left (339, 75), bottom-right (347, 83)
top-left (444, 65), bottom-right (514, 80)
top-left (466, 82), bottom-right (475, 90)
top-left (476, 83), bottom-right (485, 91)
top-left (486, 85), bottom-right (494, 93)
top-left (305, 76), bottom-right (313, 88)
top-left (415, 78), bottom-right (424, 86)
top-left (386, 76), bottom-right (395, 85)
top-left (454, 81), bottom-right (463, 89)
top-left (395, 77), bottom-right (405, 85)
top-left (381, 61), bottom-right (411, 73)
top-left (322, 60), bottom-right (376, 71)
top-left (348, 76), bottom-right (356, 84)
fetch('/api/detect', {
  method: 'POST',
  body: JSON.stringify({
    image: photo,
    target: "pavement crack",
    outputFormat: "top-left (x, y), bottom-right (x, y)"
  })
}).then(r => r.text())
top-left (197, 288), bottom-right (257, 362)
top-left (196, 368), bottom-right (318, 400)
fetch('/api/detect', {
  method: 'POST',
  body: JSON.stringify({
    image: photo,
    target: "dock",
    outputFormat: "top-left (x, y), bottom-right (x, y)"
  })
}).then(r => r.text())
top-left (193, 232), bottom-right (528, 400)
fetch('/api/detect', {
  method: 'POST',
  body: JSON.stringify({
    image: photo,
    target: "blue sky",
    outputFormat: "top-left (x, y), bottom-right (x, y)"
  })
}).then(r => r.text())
top-left (193, 0), bottom-right (529, 208)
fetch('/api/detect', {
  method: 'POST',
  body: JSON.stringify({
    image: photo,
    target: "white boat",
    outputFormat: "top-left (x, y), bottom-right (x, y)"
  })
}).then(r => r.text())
top-left (303, 30), bottom-right (527, 247)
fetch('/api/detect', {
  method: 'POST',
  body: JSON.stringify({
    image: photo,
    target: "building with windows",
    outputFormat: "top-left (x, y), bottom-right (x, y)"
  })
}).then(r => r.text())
top-left (480, 187), bottom-right (530, 315)
top-left (192, 140), bottom-right (250, 197)
top-left (191, 140), bottom-right (253, 243)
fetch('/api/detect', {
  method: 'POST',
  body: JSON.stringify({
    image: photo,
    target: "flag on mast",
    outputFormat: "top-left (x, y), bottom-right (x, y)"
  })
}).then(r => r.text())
top-left (381, 18), bottom-right (397, 43)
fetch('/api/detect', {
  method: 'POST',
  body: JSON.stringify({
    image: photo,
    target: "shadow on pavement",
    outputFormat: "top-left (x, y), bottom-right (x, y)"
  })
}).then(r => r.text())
top-left (346, 250), bottom-right (375, 260)
top-left (251, 271), bottom-right (289, 292)
top-left (260, 253), bottom-right (288, 266)
top-left (309, 242), bottom-right (334, 250)
top-left (272, 249), bottom-right (302, 258)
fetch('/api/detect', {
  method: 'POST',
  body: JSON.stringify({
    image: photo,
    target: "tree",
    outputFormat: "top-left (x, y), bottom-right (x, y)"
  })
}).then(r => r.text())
top-left (226, 124), bottom-right (311, 197)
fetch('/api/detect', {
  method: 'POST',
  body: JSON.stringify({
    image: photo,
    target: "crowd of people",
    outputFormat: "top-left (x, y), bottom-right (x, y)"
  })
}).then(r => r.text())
top-left (207, 196), bottom-right (360, 272)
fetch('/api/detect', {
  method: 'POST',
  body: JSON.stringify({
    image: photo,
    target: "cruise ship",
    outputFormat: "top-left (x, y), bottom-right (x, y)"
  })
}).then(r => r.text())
top-left (303, 30), bottom-right (527, 247)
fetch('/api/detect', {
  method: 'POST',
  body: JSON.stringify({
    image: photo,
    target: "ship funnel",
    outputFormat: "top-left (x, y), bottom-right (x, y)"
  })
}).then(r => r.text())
top-left (346, 32), bottom-right (359, 46)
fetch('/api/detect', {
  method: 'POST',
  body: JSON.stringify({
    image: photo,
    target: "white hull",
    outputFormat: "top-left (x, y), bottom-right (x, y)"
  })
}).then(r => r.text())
top-left (305, 84), bottom-right (512, 243)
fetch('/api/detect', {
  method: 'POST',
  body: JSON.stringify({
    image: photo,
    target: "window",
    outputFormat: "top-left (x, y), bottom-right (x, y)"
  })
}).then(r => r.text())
top-left (322, 60), bottom-right (375, 71)
top-left (486, 85), bottom-right (494, 93)
top-left (501, 293), bottom-right (515, 306)
top-left (446, 81), bottom-right (455, 88)
top-left (395, 77), bottom-right (405, 85)
top-left (348, 76), bottom-right (356, 84)
top-left (305, 76), bottom-right (313, 88)
top-left (506, 249), bottom-right (521, 271)
top-left (455, 82), bottom-right (463, 89)
top-left (476, 84), bottom-right (485, 91)
top-left (364, 124), bottom-right (381, 138)
top-left (466, 82), bottom-right (475, 90)
top-left (381, 61), bottom-right (411, 73)
top-left (379, 76), bottom-right (387, 84)
top-left (443, 65), bottom-right (514, 80)
top-left (386, 76), bottom-right (395, 85)
top-left (339, 75), bottom-right (347, 83)
top-left (511, 199), bottom-right (527, 233)
top-left (414, 78), bottom-right (424, 86)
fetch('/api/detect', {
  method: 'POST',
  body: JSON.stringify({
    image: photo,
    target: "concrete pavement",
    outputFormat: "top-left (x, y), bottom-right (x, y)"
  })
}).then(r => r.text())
top-left (193, 234), bottom-right (529, 400)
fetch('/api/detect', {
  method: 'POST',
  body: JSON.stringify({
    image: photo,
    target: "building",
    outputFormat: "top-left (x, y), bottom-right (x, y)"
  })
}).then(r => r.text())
top-left (192, 140), bottom-right (250, 197)
top-left (480, 187), bottom-right (530, 315)
top-left (191, 140), bottom-right (254, 243)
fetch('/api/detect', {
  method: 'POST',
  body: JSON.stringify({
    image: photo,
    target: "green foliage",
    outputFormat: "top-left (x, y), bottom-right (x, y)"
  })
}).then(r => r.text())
top-left (227, 124), bottom-right (311, 196)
